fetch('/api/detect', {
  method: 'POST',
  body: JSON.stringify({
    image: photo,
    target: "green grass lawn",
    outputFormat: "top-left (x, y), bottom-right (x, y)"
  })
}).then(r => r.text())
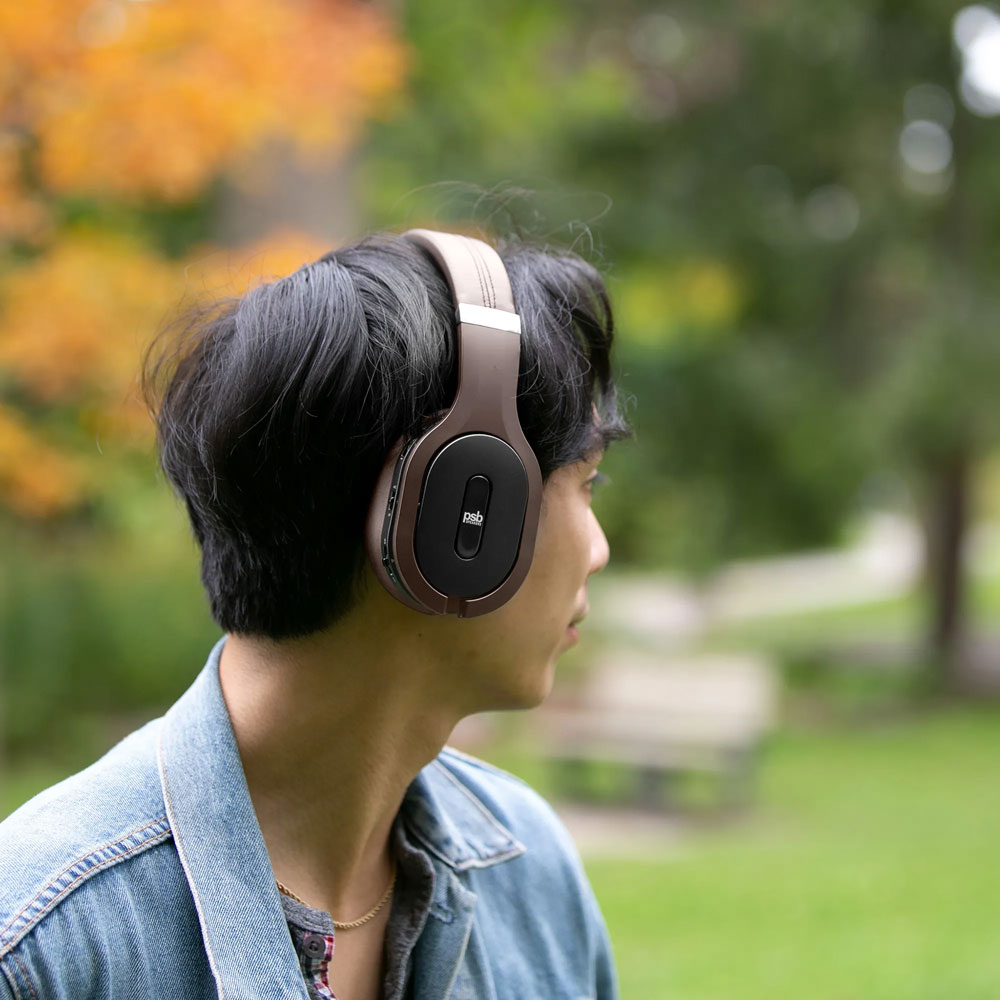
top-left (581, 703), bottom-right (1000, 1000)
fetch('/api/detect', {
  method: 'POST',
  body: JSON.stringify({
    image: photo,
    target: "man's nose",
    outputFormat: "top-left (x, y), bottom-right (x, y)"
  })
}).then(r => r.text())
top-left (589, 509), bottom-right (610, 576)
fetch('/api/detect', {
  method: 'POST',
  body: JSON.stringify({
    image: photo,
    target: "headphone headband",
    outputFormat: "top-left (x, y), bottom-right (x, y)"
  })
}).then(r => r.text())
top-left (403, 228), bottom-right (518, 314)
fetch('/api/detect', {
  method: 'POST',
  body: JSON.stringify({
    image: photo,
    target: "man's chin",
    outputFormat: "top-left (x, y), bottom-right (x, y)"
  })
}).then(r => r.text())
top-left (489, 658), bottom-right (558, 713)
top-left (520, 657), bottom-right (558, 710)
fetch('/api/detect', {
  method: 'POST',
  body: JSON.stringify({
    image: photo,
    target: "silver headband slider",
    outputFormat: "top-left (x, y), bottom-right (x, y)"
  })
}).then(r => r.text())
top-left (457, 303), bottom-right (522, 335)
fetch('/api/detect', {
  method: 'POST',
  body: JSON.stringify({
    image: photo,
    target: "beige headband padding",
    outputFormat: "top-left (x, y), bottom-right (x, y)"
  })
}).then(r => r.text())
top-left (404, 228), bottom-right (516, 314)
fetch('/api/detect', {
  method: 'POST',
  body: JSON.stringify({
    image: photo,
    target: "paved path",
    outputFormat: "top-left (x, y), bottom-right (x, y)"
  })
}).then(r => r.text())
top-left (592, 513), bottom-right (926, 642)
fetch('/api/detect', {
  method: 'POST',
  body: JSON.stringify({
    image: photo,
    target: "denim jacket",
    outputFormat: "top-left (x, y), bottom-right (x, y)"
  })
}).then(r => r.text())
top-left (0, 639), bottom-right (618, 1000)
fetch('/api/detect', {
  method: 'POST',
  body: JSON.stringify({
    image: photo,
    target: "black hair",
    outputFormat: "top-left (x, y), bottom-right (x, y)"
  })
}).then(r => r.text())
top-left (144, 230), bottom-right (632, 638)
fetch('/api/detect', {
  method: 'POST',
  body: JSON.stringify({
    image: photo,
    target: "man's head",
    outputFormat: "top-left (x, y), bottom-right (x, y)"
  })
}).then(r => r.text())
top-left (145, 229), bottom-right (631, 641)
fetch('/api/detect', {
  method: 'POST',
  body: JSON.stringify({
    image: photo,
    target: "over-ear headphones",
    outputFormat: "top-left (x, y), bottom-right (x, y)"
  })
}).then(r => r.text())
top-left (364, 229), bottom-right (543, 618)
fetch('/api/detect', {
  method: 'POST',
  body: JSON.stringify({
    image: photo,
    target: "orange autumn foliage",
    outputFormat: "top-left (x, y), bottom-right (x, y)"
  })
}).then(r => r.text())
top-left (0, 230), bottom-right (179, 404)
top-left (0, 0), bottom-right (406, 208)
top-left (0, 1), bottom-right (407, 519)
top-left (0, 229), bottom-right (339, 516)
top-left (0, 404), bottom-right (84, 518)
top-left (181, 230), bottom-right (336, 302)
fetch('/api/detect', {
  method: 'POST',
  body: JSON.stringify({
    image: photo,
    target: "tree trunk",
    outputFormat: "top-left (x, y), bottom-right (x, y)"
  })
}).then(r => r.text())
top-left (922, 447), bottom-right (970, 693)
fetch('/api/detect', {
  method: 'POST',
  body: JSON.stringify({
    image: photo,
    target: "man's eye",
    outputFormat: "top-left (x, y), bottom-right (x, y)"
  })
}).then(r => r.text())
top-left (586, 472), bottom-right (610, 492)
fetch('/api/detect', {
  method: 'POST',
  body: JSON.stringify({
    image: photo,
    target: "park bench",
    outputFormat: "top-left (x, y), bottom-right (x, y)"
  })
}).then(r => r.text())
top-left (536, 651), bottom-right (778, 813)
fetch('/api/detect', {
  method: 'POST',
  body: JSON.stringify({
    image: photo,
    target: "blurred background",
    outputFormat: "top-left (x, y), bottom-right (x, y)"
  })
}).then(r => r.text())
top-left (2, 1), bottom-right (1000, 996)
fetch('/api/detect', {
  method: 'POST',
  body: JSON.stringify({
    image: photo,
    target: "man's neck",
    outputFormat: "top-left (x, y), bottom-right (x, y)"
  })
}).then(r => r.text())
top-left (217, 611), bottom-right (462, 922)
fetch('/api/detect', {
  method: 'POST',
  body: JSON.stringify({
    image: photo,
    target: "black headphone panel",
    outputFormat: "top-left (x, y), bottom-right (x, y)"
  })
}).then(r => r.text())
top-left (414, 434), bottom-right (529, 599)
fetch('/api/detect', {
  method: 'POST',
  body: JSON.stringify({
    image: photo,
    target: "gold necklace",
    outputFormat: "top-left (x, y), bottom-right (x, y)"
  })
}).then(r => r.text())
top-left (276, 863), bottom-right (397, 930)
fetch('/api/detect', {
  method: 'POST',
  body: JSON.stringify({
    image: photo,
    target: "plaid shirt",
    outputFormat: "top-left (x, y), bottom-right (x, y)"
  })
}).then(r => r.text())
top-left (281, 812), bottom-right (434, 1000)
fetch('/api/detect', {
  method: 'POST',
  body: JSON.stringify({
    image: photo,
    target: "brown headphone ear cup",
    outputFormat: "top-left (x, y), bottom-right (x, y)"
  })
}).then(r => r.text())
top-left (366, 229), bottom-right (543, 618)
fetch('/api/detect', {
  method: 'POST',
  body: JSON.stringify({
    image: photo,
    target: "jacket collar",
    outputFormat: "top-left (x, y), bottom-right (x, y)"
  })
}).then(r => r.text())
top-left (403, 758), bottom-right (525, 871)
top-left (156, 637), bottom-right (523, 999)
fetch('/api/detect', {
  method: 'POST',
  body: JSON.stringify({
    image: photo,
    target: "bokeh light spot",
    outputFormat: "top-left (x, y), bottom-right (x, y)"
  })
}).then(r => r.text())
top-left (804, 186), bottom-right (860, 242)
top-left (899, 120), bottom-right (953, 174)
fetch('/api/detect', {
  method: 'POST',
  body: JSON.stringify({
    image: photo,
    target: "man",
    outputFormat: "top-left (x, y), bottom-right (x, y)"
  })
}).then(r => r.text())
top-left (0, 227), bottom-right (631, 999)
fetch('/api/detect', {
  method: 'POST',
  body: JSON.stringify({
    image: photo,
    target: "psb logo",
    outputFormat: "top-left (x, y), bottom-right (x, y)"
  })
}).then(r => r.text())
top-left (462, 510), bottom-right (484, 526)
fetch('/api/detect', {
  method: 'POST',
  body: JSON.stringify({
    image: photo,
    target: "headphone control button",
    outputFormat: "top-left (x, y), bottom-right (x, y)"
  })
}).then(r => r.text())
top-left (455, 475), bottom-right (491, 559)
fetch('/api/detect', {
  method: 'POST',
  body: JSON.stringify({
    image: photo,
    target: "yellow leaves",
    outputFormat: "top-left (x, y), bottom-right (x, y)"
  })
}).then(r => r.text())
top-left (0, 404), bottom-right (84, 519)
top-left (2, 0), bottom-right (408, 201)
top-left (0, 227), bottom-right (329, 428)
top-left (0, 228), bottom-right (333, 517)
top-left (0, 2), bottom-right (408, 520)
top-left (617, 258), bottom-right (745, 349)
top-left (0, 134), bottom-right (52, 244)
top-left (680, 260), bottom-right (744, 328)
top-left (0, 231), bottom-right (179, 518)
top-left (182, 230), bottom-right (333, 301)
top-left (0, 230), bottom-right (179, 403)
